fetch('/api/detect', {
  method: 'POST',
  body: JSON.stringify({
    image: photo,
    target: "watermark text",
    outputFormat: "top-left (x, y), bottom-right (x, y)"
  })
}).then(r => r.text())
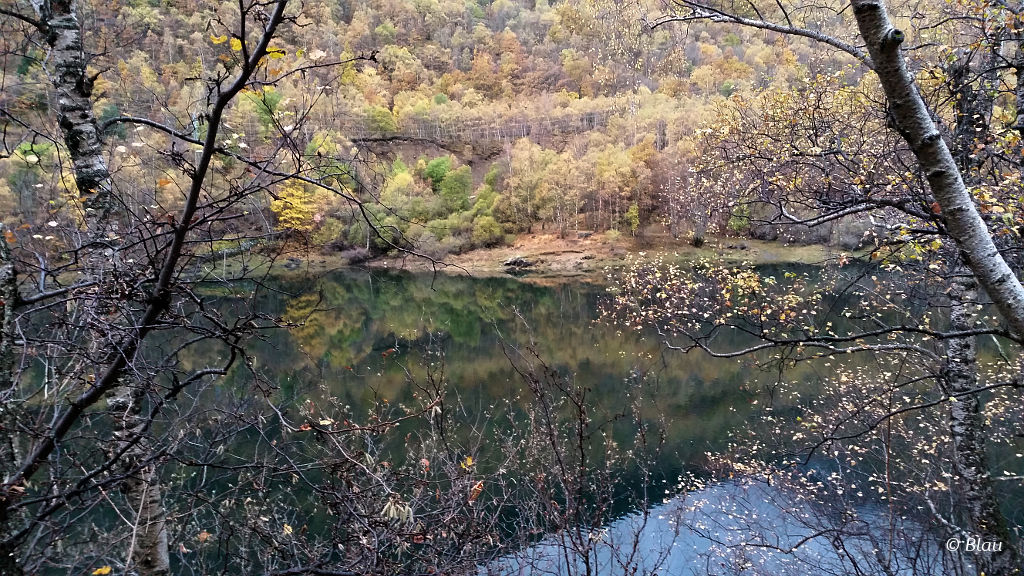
top-left (945, 536), bottom-right (1004, 553)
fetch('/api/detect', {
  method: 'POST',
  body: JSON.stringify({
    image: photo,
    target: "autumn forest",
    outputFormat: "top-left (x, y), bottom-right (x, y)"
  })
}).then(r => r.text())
top-left (2, 0), bottom-right (1024, 574)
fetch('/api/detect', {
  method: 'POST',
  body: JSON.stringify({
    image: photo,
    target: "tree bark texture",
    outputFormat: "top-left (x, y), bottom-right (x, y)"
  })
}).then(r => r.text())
top-left (0, 227), bottom-right (24, 576)
top-left (1014, 33), bottom-right (1024, 139)
top-left (41, 0), bottom-right (112, 218)
top-left (852, 0), bottom-right (1024, 341)
top-left (109, 385), bottom-right (170, 576)
top-left (0, 228), bottom-right (17, 473)
top-left (946, 274), bottom-right (1021, 575)
top-left (948, 43), bottom-right (1000, 177)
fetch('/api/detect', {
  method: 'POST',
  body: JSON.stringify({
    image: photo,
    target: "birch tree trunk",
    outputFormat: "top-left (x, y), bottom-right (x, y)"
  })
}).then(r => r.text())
top-left (2, 1), bottom-right (288, 571)
top-left (12, 2), bottom-right (172, 574)
top-left (851, 0), bottom-right (1024, 341)
top-left (946, 274), bottom-right (1021, 575)
top-left (43, 0), bottom-right (113, 218)
top-left (855, 7), bottom-right (1021, 571)
top-left (0, 226), bottom-right (23, 576)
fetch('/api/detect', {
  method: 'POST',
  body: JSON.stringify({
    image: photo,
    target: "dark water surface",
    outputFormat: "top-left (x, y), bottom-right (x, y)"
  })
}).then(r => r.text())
top-left (228, 267), bottom-right (768, 479)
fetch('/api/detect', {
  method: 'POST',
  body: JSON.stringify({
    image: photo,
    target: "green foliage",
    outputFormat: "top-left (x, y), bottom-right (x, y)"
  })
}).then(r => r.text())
top-left (98, 104), bottom-right (128, 139)
top-left (473, 183), bottom-right (497, 215)
top-left (624, 202), bottom-right (639, 236)
top-left (425, 156), bottom-right (453, 191)
top-left (471, 215), bottom-right (504, 246)
top-left (16, 51), bottom-right (39, 76)
top-left (484, 163), bottom-right (503, 189)
top-left (312, 217), bottom-right (345, 245)
top-left (433, 93), bottom-right (450, 105)
top-left (373, 214), bottom-right (407, 250)
top-left (15, 142), bottom-right (54, 163)
top-left (391, 157), bottom-right (408, 175)
top-left (366, 105), bottom-right (399, 135)
top-left (727, 203), bottom-right (751, 234)
top-left (440, 165), bottom-right (472, 213)
top-left (347, 220), bottom-right (369, 247)
top-left (245, 87), bottom-right (283, 131)
top-left (375, 21), bottom-right (397, 45)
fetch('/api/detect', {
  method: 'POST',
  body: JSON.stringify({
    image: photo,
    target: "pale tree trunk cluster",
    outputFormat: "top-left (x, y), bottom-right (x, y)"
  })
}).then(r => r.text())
top-left (660, 0), bottom-right (1024, 572)
top-left (854, 5), bottom-right (1023, 572)
top-left (43, 0), bottom-right (113, 215)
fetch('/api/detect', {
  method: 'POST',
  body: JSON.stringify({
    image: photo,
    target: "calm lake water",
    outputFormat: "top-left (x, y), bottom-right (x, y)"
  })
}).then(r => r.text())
top-left (231, 267), bottom-right (769, 479)
top-left (186, 265), bottom-right (1012, 574)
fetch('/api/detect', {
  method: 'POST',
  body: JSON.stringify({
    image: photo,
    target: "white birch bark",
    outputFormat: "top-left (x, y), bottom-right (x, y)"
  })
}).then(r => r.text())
top-left (14, 2), bottom-right (172, 574)
top-left (946, 274), bottom-right (1021, 575)
top-left (851, 0), bottom-right (1024, 341)
top-left (41, 0), bottom-right (112, 218)
top-left (0, 226), bottom-right (23, 576)
top-left (2, 3), bottom-right (289, 573)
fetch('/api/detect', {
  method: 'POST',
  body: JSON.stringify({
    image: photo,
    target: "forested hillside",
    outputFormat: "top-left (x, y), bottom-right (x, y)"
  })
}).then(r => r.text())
top-left (1, 0), bottom-right (843, 261)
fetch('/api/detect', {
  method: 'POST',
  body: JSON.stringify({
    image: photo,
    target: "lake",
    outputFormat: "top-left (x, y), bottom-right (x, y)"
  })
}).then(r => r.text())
top-left (164, 264), bottom-right (1008, 575)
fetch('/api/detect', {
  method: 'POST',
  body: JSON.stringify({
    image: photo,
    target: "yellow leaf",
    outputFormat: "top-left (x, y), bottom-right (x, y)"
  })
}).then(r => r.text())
top-left (283, 523), bottom-right (293, 535)
top-left (230, 37), bottom-right (243, 51)
top-left (92, 567), bottom-right (112, 576)
top-left (210, 34), bottom-right (228, 44)
top-left (268, 47), bottom-right (286, 59)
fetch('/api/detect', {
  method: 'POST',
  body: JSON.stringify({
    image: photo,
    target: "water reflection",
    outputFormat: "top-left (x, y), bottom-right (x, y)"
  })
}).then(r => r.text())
top-left (231, 267), bottom-right (768, 482)
top-left (489, 480), bottom-right (945, 575)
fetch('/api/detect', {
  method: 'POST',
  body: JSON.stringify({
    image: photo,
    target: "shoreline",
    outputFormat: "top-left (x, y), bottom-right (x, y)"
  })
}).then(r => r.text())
top-left (220, 232), bottom-right (834, 285)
